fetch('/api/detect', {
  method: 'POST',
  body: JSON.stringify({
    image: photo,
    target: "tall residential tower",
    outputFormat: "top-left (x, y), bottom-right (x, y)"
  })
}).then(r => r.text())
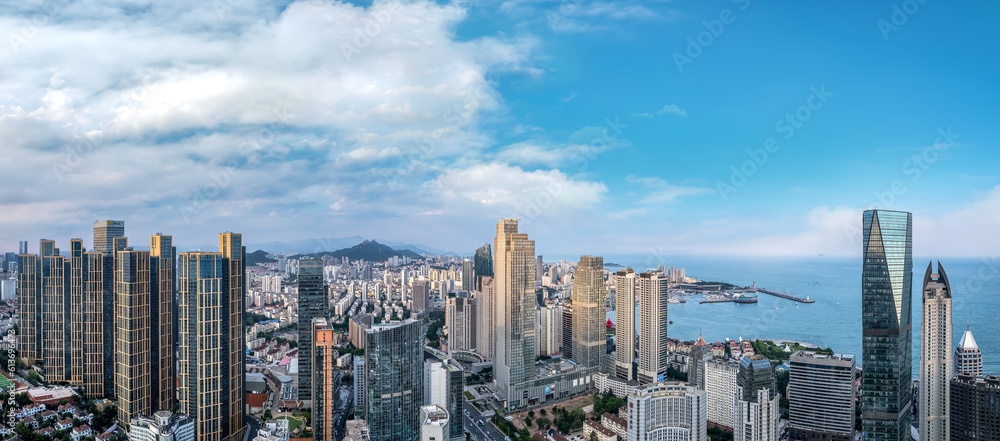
top-left (920, 261), bottom-right (952, 441)
top-left (571, 255), bottom-right (606, 372)
top-left (614, 268), bottom-right (636, 381)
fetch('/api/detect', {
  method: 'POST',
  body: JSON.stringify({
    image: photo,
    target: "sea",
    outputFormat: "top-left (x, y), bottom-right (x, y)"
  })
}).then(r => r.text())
top-left (550, 254), bottom-right (1000, 377)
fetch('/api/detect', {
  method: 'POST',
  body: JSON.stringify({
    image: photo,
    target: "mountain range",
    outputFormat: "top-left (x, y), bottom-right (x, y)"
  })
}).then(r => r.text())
top-left (247, 236), bottom-right (458, 256)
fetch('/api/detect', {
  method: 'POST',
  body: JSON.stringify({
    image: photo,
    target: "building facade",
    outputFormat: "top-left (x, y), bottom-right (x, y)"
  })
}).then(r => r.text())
top-left (955, 327), bottom-right (982, 376)
top-left (614, 269), bottom-right (636, 381)
top-left (571, 255), bottom-right (606, 373)
top-left (474, 277), bottom-right (495, 361)
top-left (861, 210), bottom-right (914, 441)
top-left (689, 335), bottom-right (710, 390)
top-left (626, 382), bottom-right (708, 441)
top-left (493, 219), bottom-right (537, 409)
top-left (706, 358), bottom-right (739, 431)
top-left (920, 261), bottom-right (952, 441)
top-left (637, 272), bottom-right (669, 384)
top-left (312, 318), bottom-right (340, 441)
top-left (473, 244), bottom-right (492, 292)
top-left (950, 374), bottom-right (1000, 441)
top-left (446, 295), bottom-right (474, 353)
top-left (734, 356), bottom-right (779, 441)
top-left (129, 412), bottom-right (195, 441)
top-left (365, 319), bottom-right (424, 441)
top-left (788, 352), bottom-right (856, 441)
top-left (297, 259), bottom-right (326, 403)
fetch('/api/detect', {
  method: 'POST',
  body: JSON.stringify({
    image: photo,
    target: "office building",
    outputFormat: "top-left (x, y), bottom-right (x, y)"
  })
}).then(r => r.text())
top-left (626, 382), bottom-right (708, 441)
top-left (298, 259), bottom-right (326, 403)
top-left (637, 271), bottom-right (669, 384)
top-left (562, 304), bottom-right (573, 360)
top-left (349, 314), bottom-right (373, 350)
top-left (614, 268), bottom-right (635, 381)
top-left (312, 318), bottom-right (340, 441)
top-left (690, 334), bottom-right (711, 390)
top-left (419, 405), bottom-right (449, 441)
top-left (788, 352), bottom-right (856, 441)
top-left (413, 280), bottom-right (430, 313)
top-left (129, 411), bottom-right (195, 441)
top-left (475, 277), bottom-right (495, 361)
top-left (537, 304), bottom-right (562, 356)
top-left (571, 255), bottom-right (606, 372)
top-left (353, 358), bottom-right (366, 410)
top-left (365, 319), bottom-right (423, 441)
top-left (950, 374), bottom-right (1000, 441)
top-left (955, 327), bottom-right (982, 376)
top-left (734, 356), bottom-right (779, 441)
top-left (473, 244), bottom-right (492, 292)
top-left (705, 358), bottom-right (739, 431)
top-left (461, 260), bottom-right (473, 291)
top-left (93, 220), bottom-right (125, 255)
top-left (861, 209), bottom-right (913, 441)
top-left (423, 352), bottom-right (464, 441)
top-left (177, 233), bottom-right (245, 441)
top-left (446, 295), bottom-right (474, 353)
top-left (920, 261), bottom-right (952, 441)
top-left (18, 241), bottom-right (28, 255)
top-left (494, 218), bottom-right (536, 408)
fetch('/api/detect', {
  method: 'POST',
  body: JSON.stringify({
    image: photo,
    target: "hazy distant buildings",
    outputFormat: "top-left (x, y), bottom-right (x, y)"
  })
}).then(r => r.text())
top-left (626, 382), bottom-right (707, 441)
top-left (614, 269), bottom-right (636, 381)
top-left (735, 356), bottom-right (779, 441)
top-left (950, 374), bottom-right (1000, 441)
top-left (705, 358), bottom-right (739, 431)
top-left (475, 277), bottom-right (495, 361)
top-left (18, 240), bottom-right (27, 255)
top-left (571, 255), bottom-right (606, 372)
top-left (920, 261), bottom-right (953, 441)
top-left (298, 259), bottom-right (326, 403)
top-left (637, 272), bottom-right (669, 384)
top-left (177, 233), bottom-right (245, 441)
top-left (788, 352), bottom-right (856, 441)
top-left (955, 327), bottom-right (983, 376)
top-left (861, 209), bottom-right (913, 441)
top-left (364, 319), bottom-right (423, 441)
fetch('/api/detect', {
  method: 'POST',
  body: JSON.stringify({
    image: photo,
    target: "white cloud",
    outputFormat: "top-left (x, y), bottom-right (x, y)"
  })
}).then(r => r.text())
top-left (657, 104), bottom-right (688, 117)
top-left (626, 176), bottom-right (713, 204)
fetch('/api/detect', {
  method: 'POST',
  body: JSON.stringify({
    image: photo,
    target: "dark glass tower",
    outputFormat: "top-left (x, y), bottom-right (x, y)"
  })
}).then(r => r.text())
top-left (298, 259), bottom-right (327, 402)
top-left (364, 319), bottom-right (424, 441)
top-left (473, 243), bottom-right (492, 292)
top-left (861, 210), bottom-right (913, 441)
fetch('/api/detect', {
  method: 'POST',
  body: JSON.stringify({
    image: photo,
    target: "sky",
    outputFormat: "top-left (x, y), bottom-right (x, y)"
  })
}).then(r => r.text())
top-left (2, 0), bottom-right (999, 257)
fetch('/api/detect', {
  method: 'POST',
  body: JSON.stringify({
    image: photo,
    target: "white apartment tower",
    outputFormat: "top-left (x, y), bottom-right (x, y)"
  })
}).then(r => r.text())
top-left (920, 261), bottom-right (952, 441)
top-left (637, 271), bottom-right (669, 384)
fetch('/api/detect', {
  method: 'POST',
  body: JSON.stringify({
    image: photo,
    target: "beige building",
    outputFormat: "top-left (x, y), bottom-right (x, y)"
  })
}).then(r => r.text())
top-left (571, 255), bottom-right (606, 372)
top-left (614, 268), bottom-right (636, 381)
top-left (920, 262), bottom-right (953, 441)
top-left (637, 272), bottom-right (669, 384)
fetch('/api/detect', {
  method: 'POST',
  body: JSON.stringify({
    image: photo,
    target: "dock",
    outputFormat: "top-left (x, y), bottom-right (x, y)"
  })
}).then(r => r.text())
top-left (699, 299), bottom-right (735, 304)
top-left (756, 288), bottom-right (815, 303)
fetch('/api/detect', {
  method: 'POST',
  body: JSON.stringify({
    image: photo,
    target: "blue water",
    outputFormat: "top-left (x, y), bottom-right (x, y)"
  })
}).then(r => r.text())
top-left (551, 255), bottom-right (1000, 377)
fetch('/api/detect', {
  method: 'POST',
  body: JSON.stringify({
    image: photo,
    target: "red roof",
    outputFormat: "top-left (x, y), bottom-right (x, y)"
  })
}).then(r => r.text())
top-left (246, 393), bottom-right (268, 408)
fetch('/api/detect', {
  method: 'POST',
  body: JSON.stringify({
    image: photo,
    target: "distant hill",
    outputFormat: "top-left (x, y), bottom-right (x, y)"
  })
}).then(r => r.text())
top-left (301, 240), bottom-right (423, 262)
top-left (246, 250), bottom-right (277, 266)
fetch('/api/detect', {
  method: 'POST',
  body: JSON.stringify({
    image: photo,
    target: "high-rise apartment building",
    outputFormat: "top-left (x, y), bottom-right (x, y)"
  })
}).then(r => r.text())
top-left (571, 255), bottom-right (606, 372)
top-left (535, 256), bottom-right (544, 287)
top-left (689, 334), bottom-right (711, 390)
top-left (413, 280), bottom-right (430, 313)
top-left (614, 269), bottom-right (635, 381)
top-left (93, 220), bottom-right (125, 255)
top-left (626, 382), bottom-right (708, 441)
top-left (861, 209), bottom-right (913, 441)
top-left (637, 271), bottom-right (669, 384)
top-left (461, 260), bottom-right (473, 291)
top-left (475, 277), bottom-right (495, 361)
top-left (788, 352), bottom-right (856, 441)
top-left (955, 327), bottom-right (982, 376)
top-left (493, 218), bottom-right (536, 409)
top-left (446, 295), bottom-right (474, 353)
top-left (473, 244), bottom-right (492, 292)
top-left (177, 233), bottom-right (245, 441)
top-left (562, 304), bottom-right (573, 360)
top-left (920, 261), bottom-right (952, 441)
top-left (423, 352), bottom-right (464, 441)
top-left (537, 304), bottom-right (562, 356)
top-left (734, 356), bottom-right (779, 441)
top-left (353, 357), bottom-right (366, 411)
top-left (705, 358), bottom-right (739, 431)
top-left (312, 318), bottom-right (340, 441)
top-left (365, 319), bottom-right (424, 441)
top-left (298, 259), bottom-right (326, 403)
top-left (950, 374), bottom-right (1000, 441)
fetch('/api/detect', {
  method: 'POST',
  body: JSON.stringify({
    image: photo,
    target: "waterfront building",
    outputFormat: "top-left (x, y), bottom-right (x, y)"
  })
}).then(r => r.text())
top-left (788, 352), bottom-right (856, 441)
top-left (920, 261), bottom-right (953, 441)
top-left (129, 411), bottom-right (195, 441)
top-left (861, 209), bottom-right (914, 441)
top-left (364, 319), bottom-right (423, 441)
top-left (177, 233), bottom-right (246, 441)
top-left (626, 382), bottom-right (707, 441)
top-left (571, 255), bottom-right (606, 373)
top-left (955, 327), bottom-right (983, 376)
top-left (705, 358), bottom-right (739, 431)
top-left (734, 356), bottom-right (779, 441)
top-left (950, 374), bottom-right (1000, 440)
top-left (614, 268), bottom-right (636, 381)
top-left (298, 259), bottom-right (327, 403)
top-left (474, 277), bottom-right (495, 361)
top-left (637, 271), bottom-right (669, 384)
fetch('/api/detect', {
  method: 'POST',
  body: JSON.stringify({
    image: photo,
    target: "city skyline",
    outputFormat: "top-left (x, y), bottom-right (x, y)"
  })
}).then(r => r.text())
top-left (2, 2), bottom-right (1000, 258)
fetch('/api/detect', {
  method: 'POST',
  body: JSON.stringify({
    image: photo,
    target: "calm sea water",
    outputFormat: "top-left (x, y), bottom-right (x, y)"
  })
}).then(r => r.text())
top-left (553, 255), bottom-right (1000, 377)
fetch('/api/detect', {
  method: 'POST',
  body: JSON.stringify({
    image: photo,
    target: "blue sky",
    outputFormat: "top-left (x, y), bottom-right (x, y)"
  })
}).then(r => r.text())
top-left (2, 0), bottom-right (998, 257)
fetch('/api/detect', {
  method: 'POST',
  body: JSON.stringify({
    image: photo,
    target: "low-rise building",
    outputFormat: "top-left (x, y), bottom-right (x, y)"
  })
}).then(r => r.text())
top-left (584, 420), bottom-right (617, 441)
top-left (71, 425), bottom-right (93, 441)
top-left (601, 413), bottom-right (626, 440)
top-left (129, 411), bottom-right (195, 441)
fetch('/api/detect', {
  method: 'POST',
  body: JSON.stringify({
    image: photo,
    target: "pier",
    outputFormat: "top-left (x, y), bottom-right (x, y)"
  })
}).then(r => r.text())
top-left (755, 288), bottom-right (815, 303)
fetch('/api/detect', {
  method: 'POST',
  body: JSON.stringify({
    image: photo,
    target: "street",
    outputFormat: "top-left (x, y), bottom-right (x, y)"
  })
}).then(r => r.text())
top-left (463, 400), bottom-right (506, 441)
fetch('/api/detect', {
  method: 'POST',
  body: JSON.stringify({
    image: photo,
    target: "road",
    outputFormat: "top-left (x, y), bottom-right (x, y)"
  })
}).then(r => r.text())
top-left (463, 400), bottom-right (506, 441)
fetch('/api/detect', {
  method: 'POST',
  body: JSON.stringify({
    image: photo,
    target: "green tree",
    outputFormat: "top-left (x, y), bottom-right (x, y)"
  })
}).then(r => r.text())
top-left (535, 417), bottom-right (551, 430)
top-left (539, 408), bottom-right (547, 417)
top-left (590, 431), bottom-right (599, 441)
top-left (15, 392), bottom-right (31, 406)
top-left (527, 410), bottom-right (535, 418)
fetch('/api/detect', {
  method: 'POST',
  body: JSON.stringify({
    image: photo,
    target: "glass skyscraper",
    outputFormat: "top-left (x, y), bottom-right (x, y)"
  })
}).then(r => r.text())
top-left (473, 243), bottom-right (492, 292)
top-left (297, 258), bottom-right (326, 402)
top-left (861, 210), bottom-right (913, 441)
top-left (364, 319), bottom-right (424, 441)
